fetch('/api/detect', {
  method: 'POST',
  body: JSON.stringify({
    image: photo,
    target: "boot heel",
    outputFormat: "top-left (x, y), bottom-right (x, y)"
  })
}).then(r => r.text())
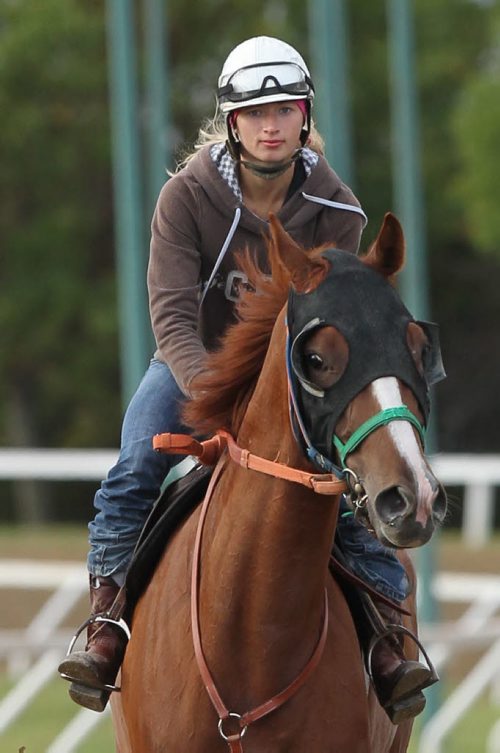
top-left (68, 682), bottom-right (111, 713)
top-left (385, 691), bottom-right (426, 725)
top-left (388, 661), bottom-right (433, 700)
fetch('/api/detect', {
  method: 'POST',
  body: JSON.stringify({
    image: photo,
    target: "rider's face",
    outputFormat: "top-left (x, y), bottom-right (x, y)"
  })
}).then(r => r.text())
top-left (234, 101), bottom-right (304, 164)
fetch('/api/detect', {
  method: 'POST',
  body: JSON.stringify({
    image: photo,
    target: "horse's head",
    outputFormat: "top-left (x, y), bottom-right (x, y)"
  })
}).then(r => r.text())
top-left (270, 213), bottom-right (447, 548)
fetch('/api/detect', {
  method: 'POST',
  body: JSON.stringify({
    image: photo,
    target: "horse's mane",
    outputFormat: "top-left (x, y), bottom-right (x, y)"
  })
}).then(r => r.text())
top-left (183, 237), bottom-right (329, 437)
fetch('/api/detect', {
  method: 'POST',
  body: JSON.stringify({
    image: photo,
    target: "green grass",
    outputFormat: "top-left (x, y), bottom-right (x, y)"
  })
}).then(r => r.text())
top-left (0, 524), bottom-right (110, 751)
top-left (1, 674), bottom-right (499, 752)
top-left (408, 691), bottom-right (500, 753)
top-left (0, 676), bottom-right (114, 753)
top-left (0, 523), bottom-right (89, 561)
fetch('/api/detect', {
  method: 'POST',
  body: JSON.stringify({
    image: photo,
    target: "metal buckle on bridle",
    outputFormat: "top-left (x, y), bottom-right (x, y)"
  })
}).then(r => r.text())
top-left (342, 467), bottom-right (376, 533)
top-left (343, 467), bottom-right (368, 511)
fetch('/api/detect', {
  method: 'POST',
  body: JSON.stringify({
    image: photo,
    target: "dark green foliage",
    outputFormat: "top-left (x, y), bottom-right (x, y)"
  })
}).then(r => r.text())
top-left (0, 0), bottom-right (119, 450)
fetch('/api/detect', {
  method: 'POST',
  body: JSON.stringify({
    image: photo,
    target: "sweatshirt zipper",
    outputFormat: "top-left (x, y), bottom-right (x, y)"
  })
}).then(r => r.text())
top-left (200, 207), bottom-right (242, 307)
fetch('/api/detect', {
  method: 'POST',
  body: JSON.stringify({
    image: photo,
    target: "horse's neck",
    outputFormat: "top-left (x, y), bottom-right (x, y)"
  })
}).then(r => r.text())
top-left (198, 322), bottom-right (340, 687)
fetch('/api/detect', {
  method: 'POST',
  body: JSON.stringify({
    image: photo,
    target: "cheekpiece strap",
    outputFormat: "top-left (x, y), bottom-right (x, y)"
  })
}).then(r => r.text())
top-left (333, 406), bottom-right (425, 466)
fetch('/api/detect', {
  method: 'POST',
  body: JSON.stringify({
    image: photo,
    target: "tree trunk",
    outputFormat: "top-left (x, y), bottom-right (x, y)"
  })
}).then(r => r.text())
top-left (5, 380), bottom-right (50, 523)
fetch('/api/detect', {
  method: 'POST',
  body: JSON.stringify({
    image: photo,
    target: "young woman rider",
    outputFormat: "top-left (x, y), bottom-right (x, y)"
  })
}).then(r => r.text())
top-left (58, 35), bottom-right (434, 724)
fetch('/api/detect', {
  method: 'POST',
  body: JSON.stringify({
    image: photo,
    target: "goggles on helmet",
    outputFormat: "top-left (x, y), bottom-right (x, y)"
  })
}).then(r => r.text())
top-left (217, 62), bottom-right (314, 106)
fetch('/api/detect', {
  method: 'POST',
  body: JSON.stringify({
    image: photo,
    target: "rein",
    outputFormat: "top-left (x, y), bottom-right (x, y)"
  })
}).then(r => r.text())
top-left (190, 453), bottom-right (330, 752)
top-left (153, 430), bottom-right (348, 495)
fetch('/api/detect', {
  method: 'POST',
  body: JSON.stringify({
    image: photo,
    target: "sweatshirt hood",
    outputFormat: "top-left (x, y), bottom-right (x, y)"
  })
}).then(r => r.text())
top-left (185, 144), bottom-right (351, 235)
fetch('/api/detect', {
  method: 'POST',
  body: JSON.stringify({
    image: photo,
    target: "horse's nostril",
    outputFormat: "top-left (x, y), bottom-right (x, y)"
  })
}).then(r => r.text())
top-left (375, 486), bottom-right (411, 525)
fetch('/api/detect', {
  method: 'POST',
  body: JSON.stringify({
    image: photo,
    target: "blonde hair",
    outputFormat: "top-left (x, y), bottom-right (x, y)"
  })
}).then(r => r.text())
top-left (172, 108), bottom-right (325, 173)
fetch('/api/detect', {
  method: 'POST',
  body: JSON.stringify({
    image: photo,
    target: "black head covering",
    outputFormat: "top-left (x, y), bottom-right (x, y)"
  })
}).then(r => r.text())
top-left (287, 248), bottom-right (445, 459)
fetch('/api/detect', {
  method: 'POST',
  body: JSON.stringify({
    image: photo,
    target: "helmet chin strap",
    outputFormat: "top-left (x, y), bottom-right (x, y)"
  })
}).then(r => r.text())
top-left (240, 149), bottom-right (301, 180)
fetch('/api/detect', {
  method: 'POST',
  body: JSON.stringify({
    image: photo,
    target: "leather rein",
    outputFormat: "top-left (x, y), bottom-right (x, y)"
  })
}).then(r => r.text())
top-left (154, 430), bottom-right (347, 751)
top-left (153, 429), bottom-right (348, 496)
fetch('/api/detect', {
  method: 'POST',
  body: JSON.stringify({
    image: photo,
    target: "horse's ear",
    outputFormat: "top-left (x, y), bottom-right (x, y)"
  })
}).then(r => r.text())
top-left (268, 214), bottom-right (329, 293)
top-left (362, 212), bottom-right (405, 281)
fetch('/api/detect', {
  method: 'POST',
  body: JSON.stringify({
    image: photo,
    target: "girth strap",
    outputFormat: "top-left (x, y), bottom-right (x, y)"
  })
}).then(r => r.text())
top-left (191, 452), bottom-right (330, 752)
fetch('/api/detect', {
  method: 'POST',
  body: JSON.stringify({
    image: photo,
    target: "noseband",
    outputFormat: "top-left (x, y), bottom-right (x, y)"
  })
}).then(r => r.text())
top-left (332, 406), bottom-right (425, 466)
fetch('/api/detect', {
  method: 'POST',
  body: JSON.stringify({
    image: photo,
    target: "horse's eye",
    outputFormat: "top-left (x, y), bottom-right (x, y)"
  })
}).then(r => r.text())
top-left (305, 353), bottom-right (324, 370)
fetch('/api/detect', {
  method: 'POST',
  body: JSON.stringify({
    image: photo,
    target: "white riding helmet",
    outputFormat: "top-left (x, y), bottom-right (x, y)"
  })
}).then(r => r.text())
top-left (217, 36), bottom-right (315, 114)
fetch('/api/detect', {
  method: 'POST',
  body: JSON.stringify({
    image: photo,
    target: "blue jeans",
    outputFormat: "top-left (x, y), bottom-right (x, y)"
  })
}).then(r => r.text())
top-left (88, 359), bottom-right (408, 602)
top-left (337, 499), bottom-right (409, 602)
top-left (88, 359), bottom-right (187, 578)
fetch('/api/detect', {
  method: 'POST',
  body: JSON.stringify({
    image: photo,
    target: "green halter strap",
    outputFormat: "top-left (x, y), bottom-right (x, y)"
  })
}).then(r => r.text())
top-left (332, 406), bottom-right (425, 467)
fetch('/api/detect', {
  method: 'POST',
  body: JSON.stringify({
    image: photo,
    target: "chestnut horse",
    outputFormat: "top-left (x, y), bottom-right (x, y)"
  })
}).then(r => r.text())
top-left (111, 213), bottom-right (446, 752)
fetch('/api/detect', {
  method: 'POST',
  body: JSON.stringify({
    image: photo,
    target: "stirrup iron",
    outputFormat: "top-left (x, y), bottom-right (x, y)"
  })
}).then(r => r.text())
top-left (59, 613), bottom-right (131, 693)
top-left (366, 623), bottom-right (439, 687)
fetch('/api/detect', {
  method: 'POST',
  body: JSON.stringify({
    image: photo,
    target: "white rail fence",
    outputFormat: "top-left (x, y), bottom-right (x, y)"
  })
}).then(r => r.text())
top-left (420, 573), bottom-right (500, 753)
top-left (0, 450), bottom-right (499, 751)
top-left (0, 559), bottom-right (109, 752)
top-left (1, 561), bottom-right (500, 752)
top-left (0, 449), bottom-right (499, 546)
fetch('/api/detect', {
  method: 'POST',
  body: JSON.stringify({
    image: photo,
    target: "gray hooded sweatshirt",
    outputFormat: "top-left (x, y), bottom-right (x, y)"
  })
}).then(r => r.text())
top-left (148, 143), bottom-right (367, 396)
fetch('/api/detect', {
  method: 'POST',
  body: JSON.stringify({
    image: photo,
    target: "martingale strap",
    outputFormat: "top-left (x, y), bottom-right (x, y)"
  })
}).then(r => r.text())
top-left (333, 406), bottom-right (426, 466)
top-left (191, 453), bottom-right (330, 752)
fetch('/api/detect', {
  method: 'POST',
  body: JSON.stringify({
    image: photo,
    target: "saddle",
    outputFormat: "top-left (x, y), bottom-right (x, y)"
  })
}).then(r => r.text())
top-left (123, 462), bottom-right (408, 629)
top-left (123, 463), bottom-right (211, 624)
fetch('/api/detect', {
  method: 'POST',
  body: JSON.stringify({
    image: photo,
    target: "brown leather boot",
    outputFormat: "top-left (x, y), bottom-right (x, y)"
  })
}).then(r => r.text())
top-left (368, 603), bottom-right (438, 725)
top-left (58, 575), bottom-right (130, 712)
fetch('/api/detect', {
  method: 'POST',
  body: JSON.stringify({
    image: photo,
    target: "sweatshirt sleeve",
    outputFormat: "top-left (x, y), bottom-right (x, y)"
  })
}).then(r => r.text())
top-left (147, 177), bottom-right (207, 396)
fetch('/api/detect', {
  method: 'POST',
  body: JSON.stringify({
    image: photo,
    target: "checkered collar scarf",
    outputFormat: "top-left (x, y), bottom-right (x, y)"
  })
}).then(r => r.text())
top-left (209, 143), bottom-right (319, 202)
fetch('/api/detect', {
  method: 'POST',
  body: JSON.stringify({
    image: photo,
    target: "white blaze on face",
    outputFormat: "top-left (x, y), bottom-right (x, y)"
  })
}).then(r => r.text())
top-left (371, 377), bottom-right (433, 498)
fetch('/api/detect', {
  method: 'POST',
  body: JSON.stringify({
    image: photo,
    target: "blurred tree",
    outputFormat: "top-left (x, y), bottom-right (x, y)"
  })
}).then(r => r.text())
top-left (0, 0), bottom-right (306, 521)
top-left (348, 0), bottom-right (500, 452)
top-left (413, 0), bottom-right (500, 452)
top-left (452, 3), bottom-right (500, 256)
top-left (0, 0), bottom-right (117, 519)
top-left (349, 0), bottom-right (490, 245)
top-left (1, 0), bottom-right (499, 523)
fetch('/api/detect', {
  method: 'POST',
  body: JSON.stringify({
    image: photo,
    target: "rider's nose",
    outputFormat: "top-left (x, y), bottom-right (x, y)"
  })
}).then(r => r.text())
top-left (263, 117), bottom-right (279, 131)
